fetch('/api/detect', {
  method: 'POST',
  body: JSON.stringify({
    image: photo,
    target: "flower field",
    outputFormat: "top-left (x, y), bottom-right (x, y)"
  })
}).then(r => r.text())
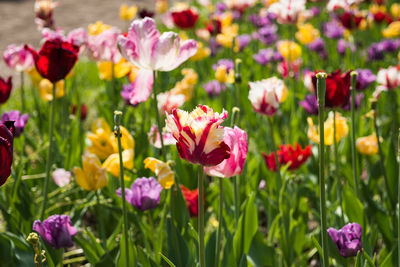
top-left (1, 0), bottom-right (400, 266)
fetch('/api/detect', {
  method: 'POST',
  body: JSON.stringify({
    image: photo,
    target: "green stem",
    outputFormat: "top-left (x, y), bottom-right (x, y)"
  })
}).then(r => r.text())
top-left (316, 73), bottom-right (329, 267)
top-left (215, 178), bottom-right (223, 267)
top-left (95, 190), bottom-right (106, 249)
top-left (31, 84), bottom-right (42, 131)
top-left (350, 72), bottom-right (359, 197)
top-left (230, 107), bottom-right (240, 226)
top-left (398, 129), bottom-right (400, 267)
top-left (59, 248), bottom-right (63, 267)
top-left (152, 71), bottom-right (166, 161)
top-left (40, 83), bottom-right (56, 220)
top-left (114, 111), bottom-right (129, 267)
top-left (198, 166), bottom-right (206, 267)
top-left (267, 117), bottom-right (282, 194)
top-left (20, 72), bottom-right (25, 112)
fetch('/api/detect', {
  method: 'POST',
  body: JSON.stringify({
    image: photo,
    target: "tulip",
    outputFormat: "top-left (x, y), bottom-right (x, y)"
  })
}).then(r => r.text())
top-left (307, 112), bottom-right (349, 146)
top-left (203, 80), bottom-right (226, 97)
top-left (255, 24), bottom-right (278, 46)
top-left (117, 17), bottom-right (197, 105)
top-left (311, 70), bottom-right (351, 108)
top-left (171, 8), bottom-right (199, 29)
top-left (144, 157), bottom-right (175, 189)
top-left (33, 215), bottom-right (77, 249)
top-left (337, 12), bottom-right (364, 30)
top-left (38, 79), bottom-right (65, 101)
top-left (180, 185), bottom-right (199, 217)
top-left (262, 143), bottom-right (311, 172)
top-left (34, 0), bottom-right (57, 29)
top-left (157, 92), bottom-right (186, 114)
top-left (0, 76), bottom-right (12, 105)
top-left (25, 39), bottom-right (78, 83)
top-left (147, 124), bottom-right (176, 149)
top-left (0, 122), bottom-right (14, 187)
top-left (356, 134), bottom-right (379, 155)
top-left (87, 28), bottom-right (122, 64)
top-left (248, 77), bottom-right (287, 116)
top-left (376, 66), bottom-right (400, 90)
top-left (88, 21), bottom-right (111, 36)
top-left (1, 110), bottom-right (29, 137)
top-left (277, 40), bottom-right (302, 63)
top-left (97, 59), bottom-right (133, 81)
top-left (102, 149), bottom-right (134, 178)
top-left (204, 126), bottom-right (248, 178)
top-left (165, 105), bottom-right (230, 166)
top-left (327, 223), bottom-right (362, 257)
top-left (119, 4), bottom-right (138, 21)
top-left (322, 20), bottom-right (344, 39)
top-left (268, 0), bottom-right (306, 24)
top-left (3, 44), bottom-right (34, 72)
top-left (356, 69), bottom-right (376, 90)
top-left (116, 177), bottom-right (163, 211)
top-left (296, 23), bottom-right (320, 45)
top-left (73, 153), bottom-right (108, 191)
top-left (299, 94), bottom-right (319, 115)
top-left (52, 168), bottom-right (71, 187)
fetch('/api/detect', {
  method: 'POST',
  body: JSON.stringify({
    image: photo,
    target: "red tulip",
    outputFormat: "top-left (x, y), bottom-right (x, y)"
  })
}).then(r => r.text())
top-left (171, 8), bottom-right (199, 29)
top-left (0, 121), bottom-right (15, 186)
top-left (71, 104), bottom-right (87, 121)
top-left (312, 69), bottom-right (351, 108)
top-left (338, 12), bottom-right (363, 30)
top-left (25, 39), bottom-right (78, 83)
top-left (0, 76), bottom-right (12, 104)
top-left (206, 19), bottom-right (222, 35)
top-left (262, 143), bottom-right (311, 172)
top-left (180, 185), bottom-right (199, 217)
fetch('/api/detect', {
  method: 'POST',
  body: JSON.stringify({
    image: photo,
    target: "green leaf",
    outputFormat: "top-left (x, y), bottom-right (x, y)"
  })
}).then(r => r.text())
top-left (385, 139), bottom-right (398, 205)
top-left (74, 234), bottom-right (100, 264)
top-left (159, 253), bottom-right (176, 267)
top-left (233, 192), bottom-right (258, 263)
top-left (0, 234), bottom-right (14, 266)
top-left (205, 231), bottom-right (216, 267)
top-left (342, 185), bottom-right (364, 229)
top-left (166, 218), bottom-right (191, 266)
top-left (170, 185), bottom-right (190, 231)
top-left (116, 232), bottom-right (136, 267)
top-left (248, 231), bottom-right (276, 267)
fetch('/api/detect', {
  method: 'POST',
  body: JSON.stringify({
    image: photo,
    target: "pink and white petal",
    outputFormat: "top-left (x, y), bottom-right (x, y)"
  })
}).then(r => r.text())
top-left (152, 32), bottom-right (181, 71)
top-left (128, 68), bottom-right (154, 105)
top-left (174, 40), bottom-right (198, 69)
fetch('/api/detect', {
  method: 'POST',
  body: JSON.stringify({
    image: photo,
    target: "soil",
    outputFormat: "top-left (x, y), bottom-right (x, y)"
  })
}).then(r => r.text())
top-left (0, 0), bottom-right (153, 79)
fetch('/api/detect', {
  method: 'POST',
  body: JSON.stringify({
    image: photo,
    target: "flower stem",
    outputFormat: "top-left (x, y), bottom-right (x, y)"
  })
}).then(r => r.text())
top-left (267, 117), bottom-right (282, 194)
top-left (350, 71), bottom-right (359, 197)
top-left (59, 248), bottom-right (63, 267)
top-left (230, 107), bottom-right (240, 226)
top-left (398, 129), bottom-right (400, 267)
top-left (114, 111), bottom-right (129, 267)
top-left (95, 190), bottom-right (106, 249)
top-left (198, 166), bottom-right (206, 267)
top-left (316, 72), bottom-right (329, 267)
top-left (152, 71), bottom-right (166, 161)
top-left (40, 82), bottom-right (56, 220)
top-left (215, 178), bottom-right (223, 267)
top-left (20, 71), bottom-right (26, 112)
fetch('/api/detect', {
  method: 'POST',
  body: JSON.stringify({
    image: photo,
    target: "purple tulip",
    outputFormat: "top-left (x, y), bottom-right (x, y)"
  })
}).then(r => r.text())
top-left (253, 48), bottom-right (282, 65)
top-left (33, 215), bottom-right (77, 249)
top-left (1, 110), bottom-right (29, 137)
top-left (356, 69), bottom-right (376, 90)
top-left (213, 59), bottom-right (234, 72)
top-left (338, 39), bottom-right (355, 56)
top-left (121, 83), bottom-right (136, 106)
top-left (308, 38), bottom-right (327, 59)
top-left (116, 177), bottom-right (163, 211)
top-left (323, 21), bottom-right (344, 39)
top-left (248, 13), bottom-right (274, 27)
top-left (209, 37), bottom-right (221, 56)
top-left (203, 80), bottom-right (226, 96)
top-left (327, 223), bottom-right (362, 257)
top-left (237, 34), bottom-right (251, 51)
top-left (299, 94), bottom-right (318, 115)
top-left (256, 24), bottom-right (278, 45)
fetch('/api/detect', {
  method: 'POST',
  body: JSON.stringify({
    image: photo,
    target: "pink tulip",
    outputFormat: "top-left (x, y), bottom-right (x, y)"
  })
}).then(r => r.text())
top-left (268, 0), bottom-right (306, 25)
top-left (117, 17), bottom-right (198, 106)
top-left (148, 124), bottom-right (176, 149)
top-left (3, 44), bottom-right (34, 72)
top-left (204, 126), bottom-right (248, 178)
top-left (87, 27), bottom-right (121, 64)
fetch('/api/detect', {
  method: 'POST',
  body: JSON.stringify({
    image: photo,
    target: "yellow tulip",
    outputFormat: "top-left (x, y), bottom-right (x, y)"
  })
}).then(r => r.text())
top-left (277, 41), bottom-right (302, 63)
top-left (391, 3), bottom-right (400, 18)
top-left (156, 0), bottom-right (168, 14)
top-left (144, 157), bottom-right (175, 189)
top-left (97, 59), bottom-right (132, 81)
top-left (307, 112), bottom-right (349, 146)
top-left (356, 134), bottom-right (378, 155)
top-left (88, 21), bottom-right (111, 36)
top-left (119, 4), bottom-right (137, 21)
top-left (295, 23), bottom-right (319, 45)
top-left (73, 153), bottom-right (108, 191)
top-left (216, 24), bottom-right (239, 48)
top-left (110, 126), bottom-right (135, 152)
top-left (102, 149), bottom-right (134, 178)
top-left (370, 4), bottom-right (386, 14)
top-left (215, 65), bottom-right (234, 84)
top-left (191, 42), bottom-right (211, 61)
top-left (170, 68), bottom-right (198, 100)
top-left (382, 21), bottom-right (400, 38)
top-left (39, 79), bottom-right (65, 101)
top-left (27, 67), bottom-right (43, 88)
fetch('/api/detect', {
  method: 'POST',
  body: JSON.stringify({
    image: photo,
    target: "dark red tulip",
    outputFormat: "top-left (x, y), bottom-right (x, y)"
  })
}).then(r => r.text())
top-left (25, 39), bottom-right (78, 83)
top-left (171, 8), bottom-right (199, 29)
top-left (312, 69), bottom-right (351, 108)
top-left (206, 19), bottom-right (222, 35)
top-left (262, 143), bottom-right (311, 172)
top-left (71, 104), bottom-right (87, 121)
top-left (180, 185), bottom-right (199, 217)
top-left (138, 9), bottom-right (154, 18)
top-left (338, 12), bottom-right (363, 30)
top-left (373, 12), bottom-right (393, 24)
top-left (0, 76), bottom-right (12, 104)
top-left (0, 121), bottom-right (15, 187)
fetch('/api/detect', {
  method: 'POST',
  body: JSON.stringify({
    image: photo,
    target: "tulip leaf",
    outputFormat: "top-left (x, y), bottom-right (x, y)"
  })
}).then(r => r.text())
top-left (205, 231), bottom-right (216, 267)
top-left (385, 139), bottom-right (398, 205)
top-left (170, 184), bottom-right (190, 231)
top-left (116, 231), bottom-right (136, 267)
top-left (342, 185), bottom-right (364, 229)
top-left (248, 231), bottom-right (276, 266)
top-left (233, 192), bottom-right (258, 263)
top-left (166, 218), bottom-right (191, 266)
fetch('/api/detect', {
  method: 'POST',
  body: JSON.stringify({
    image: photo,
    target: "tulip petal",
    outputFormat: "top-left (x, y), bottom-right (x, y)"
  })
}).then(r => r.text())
top-left (126, 68), bottom-right (154, 105)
